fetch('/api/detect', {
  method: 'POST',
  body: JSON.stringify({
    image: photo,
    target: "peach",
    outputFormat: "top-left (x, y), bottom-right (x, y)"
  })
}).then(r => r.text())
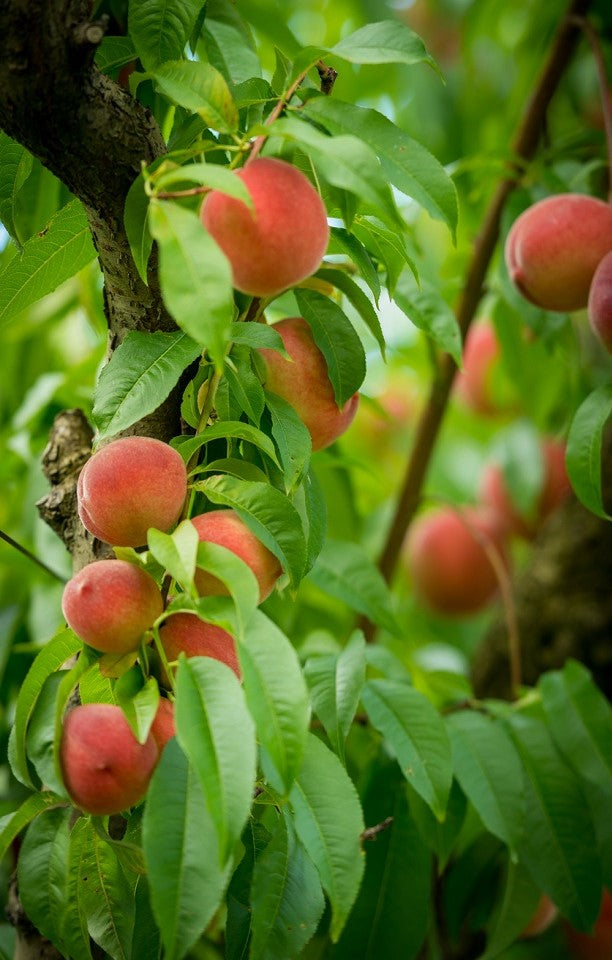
top-left (520, 894), bottom-right (558, 939)
top-left (192, 509), bottom-right (281, 602)
top-left (588, 250), bottom-right (612, 352)
top-left (455, 320), bottom-right (516, 417)
top-left (62, 559), bottom-right (163, 654)
top-left (201, 157), bottom-right (329, 297)
top-left (258, 316), bottom-right (359, 450)
top-left (77, 436), bottom-right (187, 547)
top-left (505, 194), bottom-right (612, 312)
top-left (406, 506), bottom-right (508, 617)
top-left (160, 612), bottom-right (240, 678)
top-left (60, 703), bottom-right (158, 815)
top-left (564, 890), bottom-right (612, 959)
top-left (480, 439), bottom-right (570, 540)
top-left (150, 698), bottom-right (176, 751)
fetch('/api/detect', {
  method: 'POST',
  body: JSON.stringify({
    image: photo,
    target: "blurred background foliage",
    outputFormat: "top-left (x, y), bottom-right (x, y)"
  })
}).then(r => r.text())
top-left (1, 0), bottom-right (612, 953)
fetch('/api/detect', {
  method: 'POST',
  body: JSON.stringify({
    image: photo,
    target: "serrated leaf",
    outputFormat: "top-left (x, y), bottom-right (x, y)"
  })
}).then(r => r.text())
top-left (0, 792), bottom-right (66, 865)
top-left (566, 384), bottom-right (612, 519)
top-left (175, 420), bottom-right (279, 467)
top-left (198, 474), bottom-right (307, 586)
top-left (303, 98), bottom-right (457, 237)
top-left (408, 777), bottom-right (467, 872)
top-left (330, 227), bottom-right (380, 304)
top-left (352, 217), bottom-right (415, 294)
top-left (362, 679), bottom-right (452, 819)
top-left (26, 672), bottom-right (66, 794)
top-left (0, 200), bottom-right (96, 328)
top-left (224, 350), bottom-right (266, 425)
top-left (266, 391), bottom-right (312, 492)
top-left (317, 267), bottom-right (385, 359)
top-left (289, 733), bottom-right (365, 941)
top-left (305, 631), bottom-right (366, 763)
top-left (394, 278), bottom-right (462, 364)
top-left (331, 20), bottom-right (437, 69)
top-left (128, 0), bottom-right (202, 71)
top-left (155, 163), bottom-right (253, 206)
top-left (238, 609), bottom-right (310, 794)
top-left (446, 711), bottom-right (525, 854)
top-left (294, 289), bottom-right (366, 408)
top-left (154, 60), bottom-right (238, 133)
top-left (175, 656), bottom-right (256, 863)
top-left (93, 330), bottom-right (201, 439)
top-left (225, 821), bottom-right (271, 960)
top-left (17, 808), bottom-right (74, 955)
top-left (115, 670), bottom-right (160, 744)
top-left (230, 321), bottom-right (288, 354)
top-left (250, 812), bottom-right (325, 960)
top-left (61, 819), bottom-right (95, 960)
top-left (148, 520), bottom-right (199, 596)
top-left (0, 132), bottom-right (32, 244)
top-left (307, 539), bottom-right (400, 636)
top-left (78, 821), bottom-right (136, 960)
top-left (149, 200), bottom-right (233, 369)
top-left (143, 739), bottom-right (232, 960)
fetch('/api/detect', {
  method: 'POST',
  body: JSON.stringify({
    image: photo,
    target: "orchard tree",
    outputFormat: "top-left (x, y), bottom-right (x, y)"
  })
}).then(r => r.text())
top-left (0, 1), bottom-right (611, 960)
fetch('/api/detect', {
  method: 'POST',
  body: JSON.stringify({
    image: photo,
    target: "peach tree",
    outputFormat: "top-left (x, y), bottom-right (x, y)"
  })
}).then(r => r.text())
top-left (0, 1), bottom-right (611, 959)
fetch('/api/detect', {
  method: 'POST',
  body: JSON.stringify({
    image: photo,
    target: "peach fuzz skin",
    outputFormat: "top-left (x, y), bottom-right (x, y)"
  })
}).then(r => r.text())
top-left (62, 559), bottom-right (163, 654)
top-left (191, 509), bottom-right (281, 602)
top-left (201, 157), bottom-right (329, 297)
top-left (60, 704), bottom-right (158, 816)
top-left (588, 250), bottom-right (612, 353)
top-left (505, 194), bottom-right (612, 312)
top-left (77, 436), bottom-right (187, 548)
top-left (258, 317), bottom-right (359, 451)
top-left (160, 612), bottom-right (240, 680)
top-left (150, 699), bottom-right (176, 751)
top-left (406, 507), bottom-right (508, 617)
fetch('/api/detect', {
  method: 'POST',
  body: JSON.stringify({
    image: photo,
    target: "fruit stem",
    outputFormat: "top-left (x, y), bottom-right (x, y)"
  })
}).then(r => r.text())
top-left (570, 16), bottom-right (612, 200)
top-left (0, 527), bottom-right (67, 583)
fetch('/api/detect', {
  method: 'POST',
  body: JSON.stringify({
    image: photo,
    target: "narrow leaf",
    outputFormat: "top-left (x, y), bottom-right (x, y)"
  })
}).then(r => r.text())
top-left (317, 267), bottom-right (385, 358)
top-left (128, 0), bottom-right (202, 71)
top-left (148, 520), bottom-right (199, 595)
top-left (154, 60), bottom-right (238, 133)
top-left (0, 792), bottom-right (66, 865)
top-left (79, 822), bottom-right (136, 960)
top-left (265, 391), bottom-right (312, 492)
top-left (394, 279), bottom-right (462, 365)
top-left (305, 631), bottom-right (366, 762)
top-left (566, 384), bottom-right (612, 519)
top-left (175, 420), bottom-right (278, 467)
top-left (0, 132), bottom-right (32, 243)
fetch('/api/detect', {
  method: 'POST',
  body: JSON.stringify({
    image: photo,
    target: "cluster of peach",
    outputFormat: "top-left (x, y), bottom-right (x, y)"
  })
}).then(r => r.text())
top-left (59, 156), bottom-right (360, 817)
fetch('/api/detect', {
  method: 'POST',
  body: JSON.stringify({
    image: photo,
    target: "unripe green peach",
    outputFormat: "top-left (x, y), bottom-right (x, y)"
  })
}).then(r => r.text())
top-left (62, 559), bottom-right (163, 654)
top-left (60, 704), bottom-right (158, 815)
top-left (406, 507), bottom-right (508, 617)
top-left (201, 157), bottom-right (329, 297)
top-left (192, 509), bottom-right (281, 602)
top-left (150, 698), bottom-right (176, 751)
top-left (77, 436), bottom-right (187, 547)
top-left (588, 250), bottom-right (612, 352)
top-left (160, 612), bottom-right (240, 678)
top-left (505, 194), bottom-right (612, 312)
top-left (258, 316), bottom-right (359, 450)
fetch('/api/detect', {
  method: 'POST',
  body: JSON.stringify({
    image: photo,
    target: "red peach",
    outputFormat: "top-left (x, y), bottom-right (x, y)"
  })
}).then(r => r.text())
top-left (62, 559), bottom-right (163, 654)
top-left (520, 894), bottom-right (558, 939)
top-left (564, 889), bottom-right (612, 959)
top-left (77, 436), bottom-right (187, 547)
top-left (455, 321), bottom-right (517, 417)
top-left (201, 157), bottom-right (329, 297)
top-left (160, 612), bottom-right (240, 678)
top-left (258, 316), bottom-right (359, 450)
top-left (588, 250), bottom-right (612, 353)
top-left (505, 194), bottom-right (612, 312)
top-left (191, 509), bottom-right (281, 602)
top-left (150, 698), bottom-right (176, 751)
top-left (60, 704), bottom-right (158, 816)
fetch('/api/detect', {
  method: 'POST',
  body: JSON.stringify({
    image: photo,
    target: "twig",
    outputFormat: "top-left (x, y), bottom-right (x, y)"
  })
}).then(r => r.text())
top-left (361, 817), bottom-right (394, 842)
top-left (0, 527), bottom-right (67, 583)
top-left (362, 0), bottom-right (593, 642)
top-left (570, 16), bottom-right (612, 199)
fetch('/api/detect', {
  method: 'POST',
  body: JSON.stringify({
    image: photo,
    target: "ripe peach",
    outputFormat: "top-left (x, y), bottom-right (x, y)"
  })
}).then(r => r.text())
top-left (78, 436), bottom-right (187, 547)
top-left (455, 320), bottom-right (516, 417)
top-left (588, 250), bottom-right (612, 352)
top-left (192, 509), bottom-right (281, 602)
top-left (150, 698), bottom-right (176, 751)
top-left (519, 894), bottom-right (558, 939)
top-left (406, 506), bottom-right (508, 617)
top-left (160, 612), bottom-right (240, 678)
top-left (62, 559), bottom-right (163, 654)
top-left (201, 157), bottom-right (329, 297)
top-left (60, 703), bottom-right (158, 816)
top-left (505, 194), bottom-right (612, 312)
top-left (258, 316), bottom-right (359, 450)
top-left (480, 439), bottom-right (570, 540)
top-left (564, 889), bottom-right (612, 959)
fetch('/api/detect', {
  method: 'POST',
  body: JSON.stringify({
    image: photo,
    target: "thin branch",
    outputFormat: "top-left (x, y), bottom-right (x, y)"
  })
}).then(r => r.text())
top-left (0, 528), bottom-right (67, 583)
top-left (570, 16), bottom-right (612, 199)
top-left (361, 817), bottom-right (394, 842)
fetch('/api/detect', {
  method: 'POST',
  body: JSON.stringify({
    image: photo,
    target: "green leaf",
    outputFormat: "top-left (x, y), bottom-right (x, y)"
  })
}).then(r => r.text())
top-left (17, 808), bottom-right (74, 956)
top-left (176, 420), bottom-right (278, 468)
top-left (224, 350), bottom-right (266, 425)
top-left (0, 132), bottom-right (32, 244)
top-left (566, 384), bottom-right (612, 519)
top-left (331, 20), bottom-right (437, 69)
top-left (301, 468), bottom-right (327, 574)
top-left (0, 792), bottom-right (66, 866)
top-left (480, 860), bottom-right (542, 960)
top-left (271, 117), bottom-right (402, 231)
top-left (289, 733), bottom-right (365, 941)
top-left (394, 279), bottom-right (462, 365)
top-left (154, 60), bottom-right (238, 133)
top-left (53, 647), bottom-right (100, 792)
top-left (307, 540), bottom-right (400, 636)
top-left (26, 672), bottom-right (66, 794)
top-left (78, 820), bottom-right (136, 960)
top-left (0, 199), bottom-right (97, 328)
top-left (95, 36), bottom-right (136, 74)
top-left (143, 739), bottom-right (232, 960)
top-left (294, 289), bottom-right (366, 408)
top-left (175, 656), bottom-right (256, 863)
top-left (128, 0), bottom-right (201, 71)
top-left (230, 321), bottom-right (288, 354)
top-left (149, 200), bottom-right (233, 370)
top-left (317, 267), bottom-right (385, 359)
top-left (155, 163), bottom-right (253, 205)
top-left (506, 711), bottom-right (602, 931)
top-left (198, 474), bottom-right (307, 586)
top-left (250, 811), bottom-right (325, 960)
top-left (305, 631), bottom-right (366, 763)
top-left (9, 626), bottom-right (81, 788)
top-left (115, 670), bottom-right (160, 744)
top-left (93, 330), bottom-right (201, 439)
top-left (238, 609), bottom-right (310, 794)
top-left (446, 711), bottom-right (526, 854)
top-left (148, 520), bottom-right (199, 596)
top-left (330, 227), bottom-right (380, 304)
top-left (225, 821), bottom-right (271, 960)
top-left (265, 391), bottom-right (312, 492)
top-left (352, 217), bottom-right (415, 294)
top-left (408, 777), bottom-right (467, 871)
top-left (303, 98), bottom-right (457, 237)
top-left (124, 172), bottom-right (153, 284)
top-left (195, 541), bottom-right (260, 636)
top-left (362, 680), bottom-right (452, 819)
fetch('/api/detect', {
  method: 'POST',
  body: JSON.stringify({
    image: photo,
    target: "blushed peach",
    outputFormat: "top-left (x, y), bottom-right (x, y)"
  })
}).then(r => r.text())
top-left (160, 612), bottom-right (240, 678)
top-left (588, 250), bottom-right (612, 352)
top-left (150, 698), bottom-right (176, 751)
top-left (192, 509), bottom-right (281, 602)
